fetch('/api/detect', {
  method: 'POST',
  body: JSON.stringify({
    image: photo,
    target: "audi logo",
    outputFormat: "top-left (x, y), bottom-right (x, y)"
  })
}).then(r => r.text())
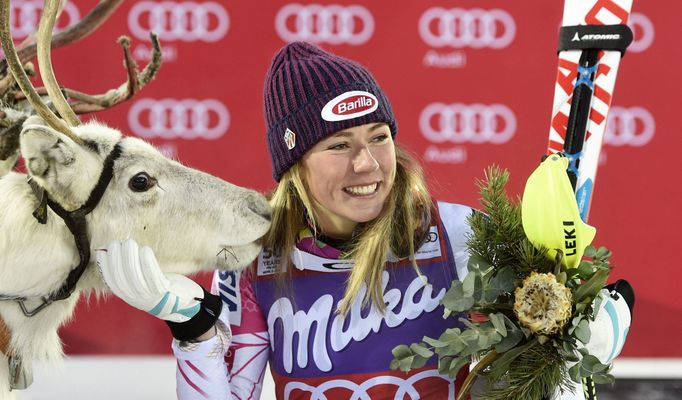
top-left (425, 232), bottom-right (438, 243)
top-left (9, 0), bottom-right (80, 40)
top-left (420, 103), bottom-right (516, 144)
top-left (627, 12), bottom-right (654, 53)
top-left (128, 98), bottom-right (230, 140)
top-left (128, 1), bottom-right (229, 42)
top-left (275, 3), bottom-right (374, 45)
top-left (419, 7), bottom-right (516, 49)
top-left (604, 106), bottom-right (655, 147)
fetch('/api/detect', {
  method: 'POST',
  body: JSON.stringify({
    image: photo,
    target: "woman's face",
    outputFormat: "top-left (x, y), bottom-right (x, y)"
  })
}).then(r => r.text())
top-left (301, 122), bottom-right (396, 239)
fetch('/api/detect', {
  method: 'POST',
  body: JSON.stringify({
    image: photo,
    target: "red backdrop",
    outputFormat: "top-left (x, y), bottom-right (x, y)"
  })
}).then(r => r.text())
top-left (9, 0), bottom-right (677, 357)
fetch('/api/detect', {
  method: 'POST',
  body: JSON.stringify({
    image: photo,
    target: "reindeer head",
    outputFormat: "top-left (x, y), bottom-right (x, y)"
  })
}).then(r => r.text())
top-left (18, 115), bottom-right (271, 274)
top-left (0, 0), bottom-right (271, 277)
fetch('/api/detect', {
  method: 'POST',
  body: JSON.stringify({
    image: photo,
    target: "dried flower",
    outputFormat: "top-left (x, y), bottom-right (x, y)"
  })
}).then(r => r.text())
top-left (514, 272), bottom-right (572, 335)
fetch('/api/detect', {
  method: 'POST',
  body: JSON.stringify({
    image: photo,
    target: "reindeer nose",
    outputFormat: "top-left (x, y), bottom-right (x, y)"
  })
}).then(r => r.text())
top-left (244, 191), bottom-right (271, 222)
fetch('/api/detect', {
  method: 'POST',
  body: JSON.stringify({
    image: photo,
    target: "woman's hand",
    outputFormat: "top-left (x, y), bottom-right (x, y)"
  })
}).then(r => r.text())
top-left (96, 239), bottom-right (204, 323)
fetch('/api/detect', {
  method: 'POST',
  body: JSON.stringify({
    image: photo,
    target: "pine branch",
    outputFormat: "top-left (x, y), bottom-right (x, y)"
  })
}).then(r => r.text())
top-left (482, 342), bottom-right (571, 400)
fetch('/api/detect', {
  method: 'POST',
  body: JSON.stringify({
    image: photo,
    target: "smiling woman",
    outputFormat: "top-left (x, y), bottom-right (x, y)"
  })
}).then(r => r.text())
top-left (96, 41), bottom-right (623, 400)
top-left (300, 123), bottom-right (397, 238)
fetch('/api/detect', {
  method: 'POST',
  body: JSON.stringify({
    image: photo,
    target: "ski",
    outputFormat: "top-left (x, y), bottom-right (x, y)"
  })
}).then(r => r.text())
top-left (547, 0), bottom-right (633, 221)
top-left (546, 2), bottom-right (634, 399)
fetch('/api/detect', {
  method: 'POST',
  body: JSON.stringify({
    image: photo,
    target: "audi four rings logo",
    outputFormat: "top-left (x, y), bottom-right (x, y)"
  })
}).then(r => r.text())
top-left (128, 1), bottom-right (229, 42)
top-left (628, 12), bottom-right (654, 53)
top-left (128, 99), bottom-right (230, 140)
top-left (10, 0), bottom-right (80, 39)
top-left (275, 3), bottom-right (374, 45)
top-left (604, 106), bottom-right (655, 147)
top-left (420, 103), bottom-right (516, 144)
top-left (419, 7), bottom-right (516, 49)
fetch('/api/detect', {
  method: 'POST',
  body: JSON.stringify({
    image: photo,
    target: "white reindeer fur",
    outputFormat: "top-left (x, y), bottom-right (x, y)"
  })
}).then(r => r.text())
top-left (0, 151), bottom-right (18, 177)
top-left (0, 116), bottom-right (271, 397)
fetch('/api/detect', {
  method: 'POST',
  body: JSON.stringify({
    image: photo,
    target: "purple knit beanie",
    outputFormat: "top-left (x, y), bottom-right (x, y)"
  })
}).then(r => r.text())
top-left (264, 41), bottom-right (397, 181)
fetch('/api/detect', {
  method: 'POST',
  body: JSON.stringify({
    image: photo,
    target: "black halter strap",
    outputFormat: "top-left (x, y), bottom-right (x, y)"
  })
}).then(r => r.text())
top-left (45, 143), bottom-right (122, 301)
top-left (0, 143), bottom-right (122, 316)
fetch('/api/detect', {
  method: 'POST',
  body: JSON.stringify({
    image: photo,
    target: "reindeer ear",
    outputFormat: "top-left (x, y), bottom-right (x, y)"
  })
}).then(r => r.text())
top-left (20, 116), bottom-right (78, 177)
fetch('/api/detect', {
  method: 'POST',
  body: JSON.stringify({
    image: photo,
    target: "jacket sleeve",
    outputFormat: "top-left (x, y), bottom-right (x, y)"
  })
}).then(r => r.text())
top-left (173, 268), bottom-right (271, 400)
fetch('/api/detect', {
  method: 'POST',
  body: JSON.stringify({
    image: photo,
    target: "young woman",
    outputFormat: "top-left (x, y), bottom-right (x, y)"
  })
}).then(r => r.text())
top-left (97, 42), bottom-right (631, 400)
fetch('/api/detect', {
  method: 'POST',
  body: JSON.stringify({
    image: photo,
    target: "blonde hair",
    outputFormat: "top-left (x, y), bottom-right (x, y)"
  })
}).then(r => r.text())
top-left (262, 144), bottom-right (432, 315)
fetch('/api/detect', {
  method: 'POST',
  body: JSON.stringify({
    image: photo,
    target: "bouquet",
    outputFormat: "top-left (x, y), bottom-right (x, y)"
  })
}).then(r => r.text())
top-left (391, 157), bottom-right (616, 400)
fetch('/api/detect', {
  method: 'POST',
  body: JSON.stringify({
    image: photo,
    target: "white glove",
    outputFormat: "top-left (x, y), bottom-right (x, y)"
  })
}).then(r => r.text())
top-left (96, 239), bottom-right (203, 323)
top-left (583, 280), bottom-right (634, 364)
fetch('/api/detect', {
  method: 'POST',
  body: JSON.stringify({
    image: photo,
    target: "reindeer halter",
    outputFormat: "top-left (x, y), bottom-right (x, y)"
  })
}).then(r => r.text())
top-left (0, 142), bottom-right (123, 316)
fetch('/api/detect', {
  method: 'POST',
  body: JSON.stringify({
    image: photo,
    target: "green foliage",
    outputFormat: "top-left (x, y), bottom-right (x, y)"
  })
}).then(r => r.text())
top-left (390, 166), bottom-right (616, 400)
top-left (483, 340), bottom-right (571, 400)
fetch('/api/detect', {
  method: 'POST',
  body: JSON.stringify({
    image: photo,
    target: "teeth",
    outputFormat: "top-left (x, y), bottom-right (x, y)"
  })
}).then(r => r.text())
top-left (345, 183), bottom-right (378, 195)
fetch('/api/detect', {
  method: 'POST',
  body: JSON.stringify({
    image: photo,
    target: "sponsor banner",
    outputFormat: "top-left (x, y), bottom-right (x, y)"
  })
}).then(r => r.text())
top-left (419, 6), bottom-right (516, 69)
top-left (627, 12), bottom-right (654, 53)
top-left (128, 98), bottom-right (230, 140)
top-left (604, 106), bottom-right (655, 147)
top-left (275, 3), bottom-right (374, 45)
top-left (127, 1), bottom-right (229, 63)
top-left (128, 1), bottom-right (229, 42)
top-left (420, 102), bottom-right (516, 164)
top-left (8, 0), bottom-right (80, 39)
top-left (40, 0), bottom-right (680, 358)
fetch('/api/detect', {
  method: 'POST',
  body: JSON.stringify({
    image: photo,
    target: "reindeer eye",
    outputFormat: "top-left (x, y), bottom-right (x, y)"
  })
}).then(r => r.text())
top-left (129, 172), bottom-right (156, 192)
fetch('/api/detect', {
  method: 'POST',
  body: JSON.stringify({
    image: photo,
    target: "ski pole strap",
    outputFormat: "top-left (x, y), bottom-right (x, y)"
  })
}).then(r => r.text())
top-left (558, 25), bottom-right (633, 55)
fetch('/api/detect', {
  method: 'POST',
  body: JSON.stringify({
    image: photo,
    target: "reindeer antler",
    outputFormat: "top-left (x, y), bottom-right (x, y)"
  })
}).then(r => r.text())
top-left (0, 0), bottom-right (162, 158)
top-left (0, 0), bottom-right (81, 143)
top-left (36, 0), bottom-right (79, 126)
top-left (62, 33), bottom-right (162, 114)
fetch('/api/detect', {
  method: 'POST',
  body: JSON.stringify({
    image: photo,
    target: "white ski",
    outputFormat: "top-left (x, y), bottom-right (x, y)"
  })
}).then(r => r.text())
top-left (547, 0), bottom-right (634, 221)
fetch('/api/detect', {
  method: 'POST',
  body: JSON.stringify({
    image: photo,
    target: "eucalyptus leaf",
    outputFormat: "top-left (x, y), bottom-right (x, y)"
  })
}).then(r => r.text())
top-left (569, 361), bottom-right (582, 382)
top-left (472, 272), bottom-right (485, 302)
top-left (592, 372), bottom-right (615, 384)
top-left (410, 354), bottom-right (430, 370)
top-left (494, 326), bottom-right (523, 353)
top-left (440, 329), bottom-right (467, 355)
top-left (489, 313), bottom-right (507, 337)
top-left (574, 319), bottom-right (591, 345)
top-left (462, 272), bottom-right (476, 298)
top-left (438, 359), bottom-right (451, 376)
top-left (562, 351), bottom-right (580, 363)
top-left (580, 354), bottom-right (603, 374)
top-left (392, 344), bottom-right (412, 359)
top-left (583, 245), bottom-right (597, 258)
top-left (448, 356), bottom-right (470, 379)
top-left (399, 355), bottom-right (416, 372)
top-left (577, 261), bottom-right (594, 280)
top-left (489, 266), bottom-right (517, 295)
top-left (574, 268), bottom-right (609, 304)
top-left (410, 343), bottom-right (434, 358)
top-left (568, 316), bottom-right (582, 335)
top-left (423, 336), bottom-right (447, 349)
top-left (478, 333), bottom-right (490, 349)
top-left (595, 247), bottom-right (612, 259)
top-left (441, 281), bottom-right (475, 312)
top-left (467, 253), bottom-right (491, 271)
top-left (575, 302), bottom-right (587, 314)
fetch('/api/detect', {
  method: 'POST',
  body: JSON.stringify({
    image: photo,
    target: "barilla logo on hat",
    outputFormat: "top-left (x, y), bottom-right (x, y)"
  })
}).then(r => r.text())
top-left (321, 90), bottom-right (378, 122)
top-left (283, 128), bottom-right (296, 150)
